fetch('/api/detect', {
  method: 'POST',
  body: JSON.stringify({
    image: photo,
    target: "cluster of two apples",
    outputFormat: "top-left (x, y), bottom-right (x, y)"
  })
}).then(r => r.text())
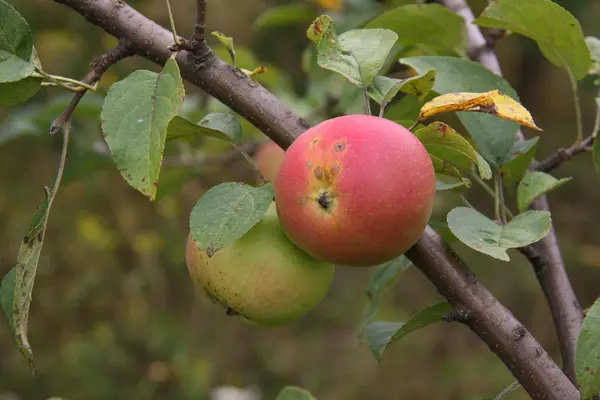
top-left (186, 115), bottom-right (437, 326)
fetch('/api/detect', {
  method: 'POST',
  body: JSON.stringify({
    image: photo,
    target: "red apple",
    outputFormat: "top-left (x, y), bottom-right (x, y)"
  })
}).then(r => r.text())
top-left (274, 114), bottom-right (436, 267)
top-left (254, 141), bottom-right (285, 184)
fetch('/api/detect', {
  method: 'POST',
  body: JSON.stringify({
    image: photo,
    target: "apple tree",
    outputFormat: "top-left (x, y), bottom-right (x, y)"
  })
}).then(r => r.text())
top-left (1, 0), bottom-right (600, 399)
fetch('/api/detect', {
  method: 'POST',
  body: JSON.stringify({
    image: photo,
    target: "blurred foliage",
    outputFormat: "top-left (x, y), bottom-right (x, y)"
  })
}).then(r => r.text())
top-left (1, 0), bottom-right (600, 399)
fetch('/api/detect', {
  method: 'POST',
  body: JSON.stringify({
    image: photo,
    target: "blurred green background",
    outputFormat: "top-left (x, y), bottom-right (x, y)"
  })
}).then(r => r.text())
top-left (1, 0), bottom-right (600, 399)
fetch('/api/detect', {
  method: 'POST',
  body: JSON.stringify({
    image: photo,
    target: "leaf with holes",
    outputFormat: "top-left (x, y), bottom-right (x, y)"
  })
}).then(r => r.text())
top-left (307, 15), bottom-right (398, 87)
top-left (0, 191), bottom-right (53, 373)
top-left (190, 182), bottom-right (275, 256)
top-left (499, 137), bottom-right (539, 188)
top-left (447, 207), bottom-right (551, 261)
top-left (517, 171), bottom-right (572, 213)
top-left (474, 0), bottom-right (590, 80)
top-left (364, 302), bottom-right (452, 362)
top-left (275, 386), bottom-right (316, 400)
top-left (101, 57), bottom-right (185, 200)
top-left (365, 4), bottom-right (467, 55)
top-left (576, 297), bottom-right (600, 398)
top-left (400, 57), bottom-right (520, 166)
top-left (415, 122), bottom-right (491, 179)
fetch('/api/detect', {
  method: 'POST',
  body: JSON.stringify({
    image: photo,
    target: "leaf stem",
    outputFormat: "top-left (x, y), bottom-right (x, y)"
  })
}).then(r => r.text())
top-left (493, 171), bottom-right (501, 222)
top-left (460, 195), bottom-right (475, 209)
top-left (472, 173), bottom-right (514, 219)
top-left (33, 70), bottom-right (97, 92)
top-left (379, 102), bottom-right (387, 118)
top-left (567, 69), bottom-right (583, 145)
top-left (497, 172), bottom-right (508, 224)
top-left (165, 0), bottom-right (181, 46)
top-left (231, 142), bottom-right (266, 182)
top-left (495, 380), bottom-right (522, 400)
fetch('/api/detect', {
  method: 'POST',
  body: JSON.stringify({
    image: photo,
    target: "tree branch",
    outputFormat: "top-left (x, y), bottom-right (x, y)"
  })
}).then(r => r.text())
top-left (192, 0), bottom-right (207, 44)
top-left (533, 134), bottom-right (595, 173)
top-left (440, 0), bottom-right (583, 385)
top-left (50, 38), bottom-right (135, 133)
top-left (52, 0), bottom-right (579, 397)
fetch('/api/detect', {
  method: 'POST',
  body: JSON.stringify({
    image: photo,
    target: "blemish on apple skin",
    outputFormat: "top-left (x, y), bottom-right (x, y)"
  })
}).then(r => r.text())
top-left (299, 196), bottom-right (306, 205)
top-left (314, 166), bottom-right (323, 180)
top-left (331, 164), bottom-right (340, 175)
top-left (307, 160), bottom-right (313, 169)
top-left (334, 142), bottom-right (345, 152)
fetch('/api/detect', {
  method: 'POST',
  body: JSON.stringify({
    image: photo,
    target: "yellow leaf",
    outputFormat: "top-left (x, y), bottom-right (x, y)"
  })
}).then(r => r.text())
top-left (314, 0), bottom-right (343, 12)
top-left (418, 90), bottom-right (542, 131)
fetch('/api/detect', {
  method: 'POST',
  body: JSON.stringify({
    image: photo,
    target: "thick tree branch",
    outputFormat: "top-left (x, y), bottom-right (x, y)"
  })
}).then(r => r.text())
top-left (53, 0), bottom-right (578, 398)
top-left (440, 0), bottom-right (583, 385)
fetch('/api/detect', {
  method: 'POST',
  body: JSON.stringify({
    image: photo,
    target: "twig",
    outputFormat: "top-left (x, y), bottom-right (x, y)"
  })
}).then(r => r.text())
top-left (440, 0), bottom-right (583, 385)
top-left (192, 0), bottom-right (207, 44)
top-left (50, 39), bottom-right (135, 134)
top-left (495, 380), bottom-right (522, 400)
top-left (534, 103), bottom-right (599, 173)
top-left (52, 1), bottom-right (580, 397)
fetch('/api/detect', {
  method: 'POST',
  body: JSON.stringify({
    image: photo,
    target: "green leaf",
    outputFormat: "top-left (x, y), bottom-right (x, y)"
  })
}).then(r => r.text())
top-left (189, 183), bottom-right (275, 257)
top-left (211, 31), bottom-right (235, 65)
top-left (275, 386), bottom-right (316, 400)
top-left (365, 4), bottom-right (467, 55)
top-left (384, 92), bottom-right (434, 125)
top-left (428, 220), bottom-right (458, 244)
top-left (415, 122), bottom-right (491, 179)
top-left (499, 137), bottom-right (539, 188)
top-left (167, 115), bottom-right (238, 142)
top-left (307, 15), bottom-right (398, 87)
top-left (0, 51), bottom-right (34, 83)
top-left (100, 57), bottom-right (185, 200)
top-left (0, 46), bottom-right (41, 105)
top-left (436, 174), bottom-right (471, 192)
top-left (0, 0), bottom-right (33, 60)
top-left (576, 297), bottom-right (600, 398)
top-left (447, 207), bottom-right (551, 261)
top-left (430, 154), bottom-right (463, 179)
top-left (474, 0), bottom-right (591, 80)
top-left (0, 193), bottom-right (52, 373)
top-left (516, 171), bottom-right (572, 213)
top-left (399, 56), bottom-right (521, 166)
top-left (586, 37), bottom-right (600, 75)
top-left (198, 112), bottom-right (242, 141)
top-left (367, 69), bottom-right (435, 104)
top-left (254, 3), bottom-right (317, 31)
top-left (364, 302), bottom-right (452, 362)
top-left (361, 256), bottom-right (412, 329)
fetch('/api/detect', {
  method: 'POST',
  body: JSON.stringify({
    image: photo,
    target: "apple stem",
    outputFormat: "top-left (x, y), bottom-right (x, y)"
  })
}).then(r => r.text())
top-left (231, 142), bottom-right (266, 183)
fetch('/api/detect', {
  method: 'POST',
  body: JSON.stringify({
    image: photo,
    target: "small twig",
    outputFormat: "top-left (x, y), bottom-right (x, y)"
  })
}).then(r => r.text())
top-left (534, 102), bottom-right (599, 173)
top-left (33, 69), bottom-right (96, 92)
top-left (50, 39), bottom-right (135, 134)
top-left (192, 0), bottom-right (207, 44)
